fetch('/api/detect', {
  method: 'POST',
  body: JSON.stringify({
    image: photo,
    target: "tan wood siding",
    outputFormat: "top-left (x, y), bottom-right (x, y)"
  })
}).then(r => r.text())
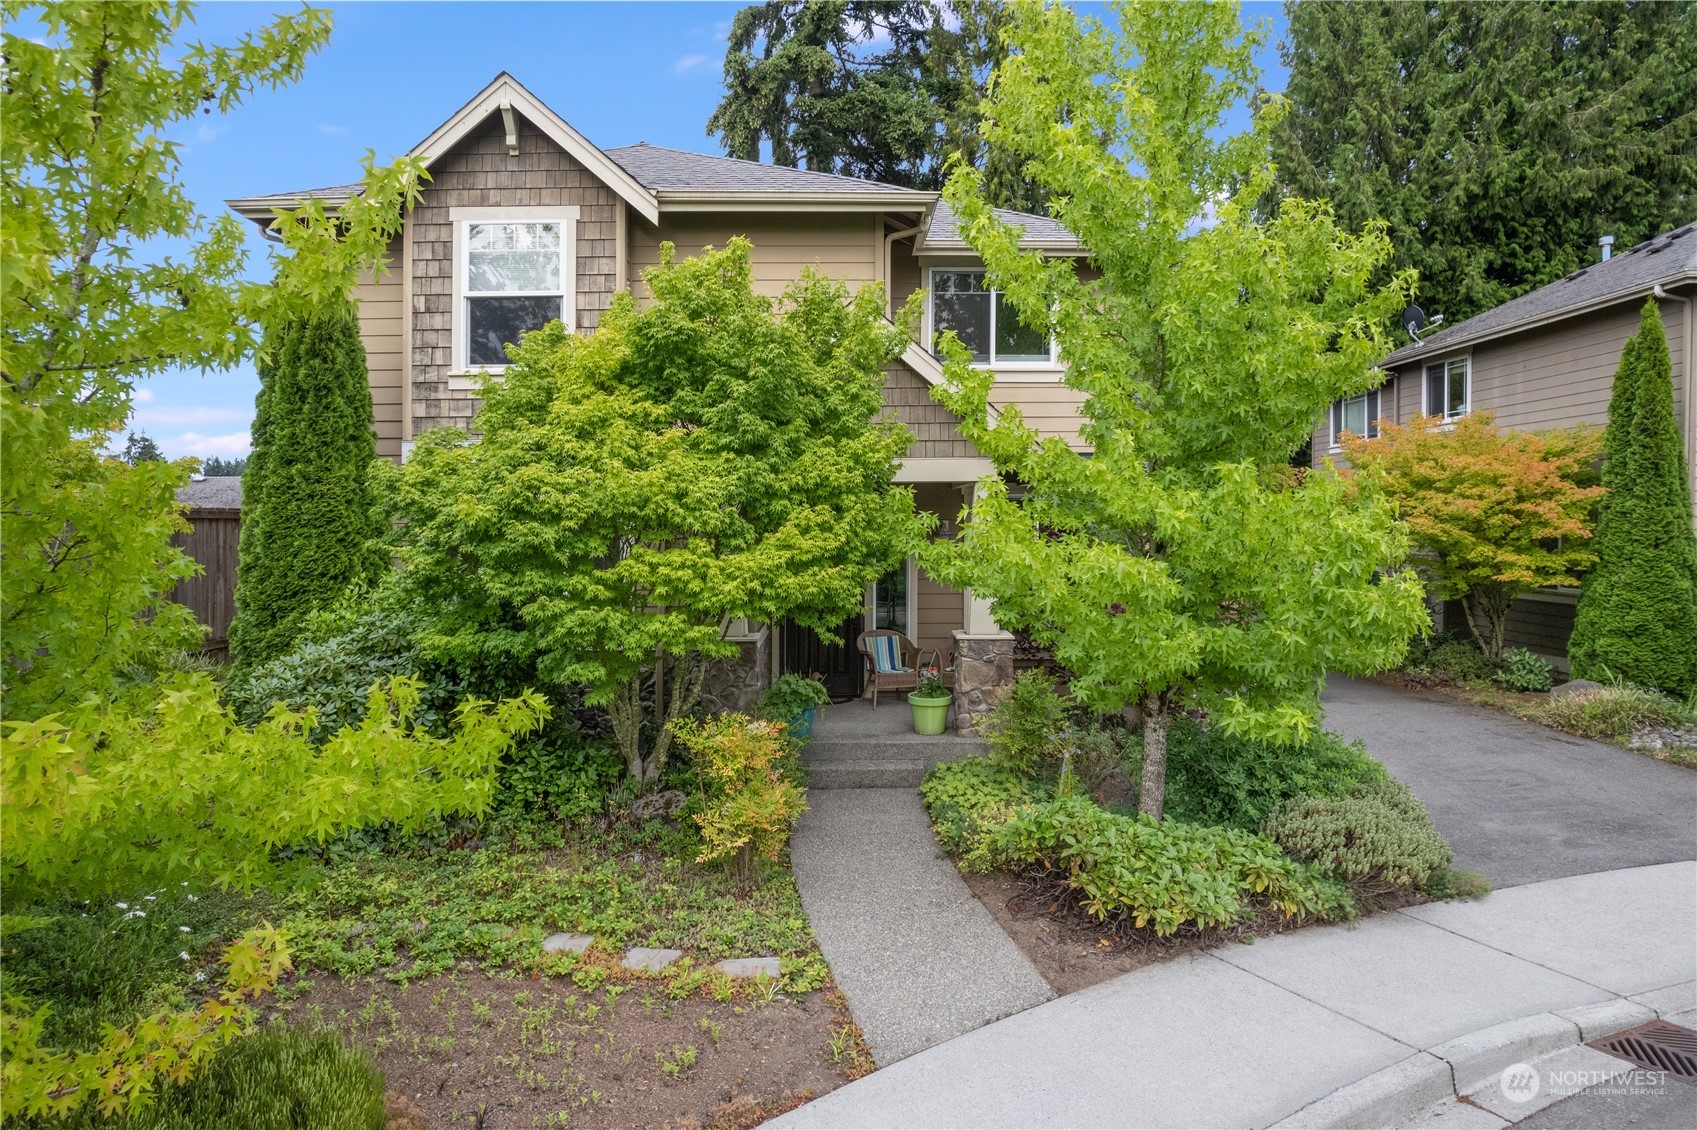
top-left (912, 483), bottom-right (967, 660)
top-left (409, 113), bottom-right (622, 439)
top-left (989, 384), bottom-right (1089, 448)
top-left (884, 361), bottom-right (980, 459)
top-left (627, 212), bottom-right (879, 301)
top-left (353, 235), bottom-right (405, 460)
top-left (890, 235), bottom-right (922, 318)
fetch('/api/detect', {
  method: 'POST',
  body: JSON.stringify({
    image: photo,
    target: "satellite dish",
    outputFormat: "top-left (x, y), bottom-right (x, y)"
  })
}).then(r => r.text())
top-left (1402, 304), bottom-right (1427, 341)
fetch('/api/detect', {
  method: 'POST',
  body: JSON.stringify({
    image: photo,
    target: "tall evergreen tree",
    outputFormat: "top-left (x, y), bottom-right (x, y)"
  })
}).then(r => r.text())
top-left (708, 0), bottom-right (1045, 211)
top-left (228, 296), bottom-right (386, 668)
top-left (1569, 300), bottom-right (1697, 695)
top-left (1271, 1), bottom-right (1697, 324)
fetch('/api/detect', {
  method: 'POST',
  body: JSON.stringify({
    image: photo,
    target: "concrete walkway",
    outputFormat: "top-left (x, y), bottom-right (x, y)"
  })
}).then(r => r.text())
top-left (771, 862), bottom-right (1696, 1128)
top-left (788, 788), bottom-right (1054, 1064)
top-left (1321, 676), bottom-right (1697, 887)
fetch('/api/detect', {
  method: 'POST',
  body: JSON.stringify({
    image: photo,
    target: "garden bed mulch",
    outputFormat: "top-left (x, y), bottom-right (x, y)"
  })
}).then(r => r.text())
top-left (268, 970), bottom-right (867, 1129)
top-left (963, 868), bottom-right (1426, 997)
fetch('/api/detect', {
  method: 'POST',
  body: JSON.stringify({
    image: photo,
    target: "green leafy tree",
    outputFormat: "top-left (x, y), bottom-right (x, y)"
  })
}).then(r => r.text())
top-left (119, 431), bottom-right (166, 464)
top-left (1, 0), bottom-right (424, 716)
top-left (1271, 0), bottom-right (1697, 325)
top-left (921, 1), bottom-right (1429, 819)
top-left (1569, 300), bottom-right (1697, 695)
top-left (227, 296), bottom-right (387, 668)
top-left (1342, 412), bottom-right (1604, 658)
top-left (709, 0), bottom-right (1044, 210)
top-left (381, 240), bottom-right (928, 784)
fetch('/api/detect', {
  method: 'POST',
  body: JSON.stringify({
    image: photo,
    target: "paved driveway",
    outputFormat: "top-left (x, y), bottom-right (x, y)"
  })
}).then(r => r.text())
top-left (1320, 676), bottom-right (1697, 887)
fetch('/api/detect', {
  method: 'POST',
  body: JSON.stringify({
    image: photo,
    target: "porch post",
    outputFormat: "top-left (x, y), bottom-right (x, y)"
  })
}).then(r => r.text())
top-left (952, 482), bottom-right (1016, 735)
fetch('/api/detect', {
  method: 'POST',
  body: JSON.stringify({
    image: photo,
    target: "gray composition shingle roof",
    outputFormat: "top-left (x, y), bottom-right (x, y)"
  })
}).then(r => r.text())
top-left (923, 199), bottom-right (1080, 249)
top-left (605, 143), bottom-right (926, 195)
top-left (176, 476), bottom-right (243, 511)
top-left (1383, 221), bottom-right (1697, 367)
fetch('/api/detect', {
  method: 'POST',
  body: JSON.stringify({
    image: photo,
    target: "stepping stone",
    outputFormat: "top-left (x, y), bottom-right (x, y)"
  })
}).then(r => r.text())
top-left (542, 932), bottom-right (593, 955)
top-left (622, 947), bottom-right (684, 972)
top-left (714, 956), bottom-right (782, 979)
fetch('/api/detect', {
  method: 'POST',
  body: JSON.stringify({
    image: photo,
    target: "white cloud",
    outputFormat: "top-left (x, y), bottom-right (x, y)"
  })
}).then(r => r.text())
top-left (317, 123), bottom-right (348, 136)
top-left (132, 387), bottom-right (155, 403)
top-left (171, 431), bottom-right (252, 457)
top-left (194, 122), bottom-right (224, 144)
top-left (132, 406), bottom-right (252, 428)
top-left (674, 53), bottom-right (708, 75)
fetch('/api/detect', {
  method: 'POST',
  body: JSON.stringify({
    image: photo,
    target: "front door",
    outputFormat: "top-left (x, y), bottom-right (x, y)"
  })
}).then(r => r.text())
top-left (781, 613), bottom-right (863, 701)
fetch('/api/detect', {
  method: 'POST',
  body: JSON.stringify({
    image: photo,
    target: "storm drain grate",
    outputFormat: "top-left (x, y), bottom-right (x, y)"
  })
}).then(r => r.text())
top-left (1588, 1020), bottom-right (1697, 1081)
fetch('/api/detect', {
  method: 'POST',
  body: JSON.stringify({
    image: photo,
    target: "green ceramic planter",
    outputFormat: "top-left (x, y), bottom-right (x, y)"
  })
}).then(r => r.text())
top-left (907, 691), bottom-right (952, 736)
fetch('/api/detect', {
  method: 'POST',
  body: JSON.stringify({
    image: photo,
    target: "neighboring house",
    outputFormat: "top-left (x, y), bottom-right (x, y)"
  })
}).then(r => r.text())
top-left (227, 73), bottom-right (1086, 711)
top-left (1314, 223), bottom-right (1697, 668)
top-left (168, 476), bottom-right (243, 655)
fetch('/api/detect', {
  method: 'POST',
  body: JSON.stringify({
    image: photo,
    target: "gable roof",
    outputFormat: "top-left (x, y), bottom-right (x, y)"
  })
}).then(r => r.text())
top-left (176, 476), bottom-right (243, 512)
top-left (1383, 220), bottom-right (1697, 368)
top-left (606, 143), bottom-right (933, 209)
top-left (918, 200), bottom-right (1081, 253)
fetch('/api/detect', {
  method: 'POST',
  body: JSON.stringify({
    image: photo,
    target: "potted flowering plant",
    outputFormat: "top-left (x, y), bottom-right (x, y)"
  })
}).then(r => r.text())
top-left (907, 670), bottom-right (952, 736)
top-left (757, 673), bottom-right (832, 740)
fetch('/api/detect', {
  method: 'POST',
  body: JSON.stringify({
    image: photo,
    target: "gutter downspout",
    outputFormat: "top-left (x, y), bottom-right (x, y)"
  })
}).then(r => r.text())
top-left (884, 216), bottom-right (924, 320)
top-left (1651, 284), bottom-right (1696, 520)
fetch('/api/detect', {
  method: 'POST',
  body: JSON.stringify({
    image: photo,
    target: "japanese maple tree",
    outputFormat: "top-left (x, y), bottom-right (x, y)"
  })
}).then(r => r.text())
top-left (1342, 412), bottom-right (1603, 658)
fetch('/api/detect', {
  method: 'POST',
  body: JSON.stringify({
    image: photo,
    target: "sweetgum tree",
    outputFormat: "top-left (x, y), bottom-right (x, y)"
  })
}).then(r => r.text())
top-left (921, 1), bottom-right (1428, 818)
top-left (380, 240), bottom-right (928, 784)
top-left (1342, 412), bottom-right (1603, 659)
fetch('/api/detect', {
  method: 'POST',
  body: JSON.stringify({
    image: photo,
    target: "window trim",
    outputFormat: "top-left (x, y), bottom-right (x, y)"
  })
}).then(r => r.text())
top-left (450, 205), bottom-right (579, 376)
top-left (1423, 354), bottom-right (1470, 422)
top-left (1329, 384), bottom-right (1384, 451)
top-left (865, 556), bottom-right (920, 641)
top-left (924, 266), bottom-right (1059, 373)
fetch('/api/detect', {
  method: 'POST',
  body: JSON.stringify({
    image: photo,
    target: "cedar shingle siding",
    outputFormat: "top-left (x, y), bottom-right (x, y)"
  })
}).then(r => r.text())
top-left (409, 113), bottom-right (621, 438)
top-left (881, 362), bottom-right (980, 459)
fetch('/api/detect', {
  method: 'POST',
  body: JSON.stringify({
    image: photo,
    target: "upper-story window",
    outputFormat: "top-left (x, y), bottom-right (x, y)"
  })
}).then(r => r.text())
top-left (1424, 356), bottom-right (1469, 420)
top-left (929, 269), bottom-right (1055, 366)
top-left (453, 206), bottom-right (578, 371)
top-left (1331, 387), bottom-right (1381, 448)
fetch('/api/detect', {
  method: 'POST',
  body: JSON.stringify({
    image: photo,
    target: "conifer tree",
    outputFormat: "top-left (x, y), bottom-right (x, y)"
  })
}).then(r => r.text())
top-left (229, 296), bottom-right (386, 668)
top-left (1569, 301), bottom-right (1697, 696)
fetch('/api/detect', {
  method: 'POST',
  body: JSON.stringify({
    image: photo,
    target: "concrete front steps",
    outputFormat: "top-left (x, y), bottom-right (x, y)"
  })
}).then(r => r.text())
top-left (800, 701), bottom-right (987, 788)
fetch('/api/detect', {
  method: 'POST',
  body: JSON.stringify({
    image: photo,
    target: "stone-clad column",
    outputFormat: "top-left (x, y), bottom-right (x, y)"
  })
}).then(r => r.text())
top-left (952, 630), bottom-right (1015, 736)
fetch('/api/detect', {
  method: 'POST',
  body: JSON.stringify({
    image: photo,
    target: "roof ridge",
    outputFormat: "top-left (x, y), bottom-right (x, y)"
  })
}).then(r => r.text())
top-left (605, 142), bottom-right (918, 190)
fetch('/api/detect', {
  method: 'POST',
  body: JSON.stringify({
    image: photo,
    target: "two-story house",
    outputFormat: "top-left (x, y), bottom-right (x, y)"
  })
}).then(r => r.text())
top-left (228, 73), bottom-right (1087, 710)
top-left (1312, 223), bottom-right (1697, 668)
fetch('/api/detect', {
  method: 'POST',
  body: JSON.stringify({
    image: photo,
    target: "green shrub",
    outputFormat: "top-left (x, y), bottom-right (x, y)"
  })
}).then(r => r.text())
top-left (1425, 639), bottom-right (1501, 682)
top-left (1493, 647), bottom-right (1555, 693)
top-left (1057, 723), bottom-right (1136, 798)
top-left (756, 674), bottom-right (831, 725)
top-left (496, 735), bottom-right (625, 824)
top-left (40, 1025), bottom-right (387, 1130)
top-left (984, 670), bottom-right (1073, 777)
top-left (1522, 683), bottom-right (1694, 744)
top-left (1161, 719), bottom-right (1387, 831)
top-left (991, 796), bottom-right (1346, 935)
top-left (674, 715), bottom-right (807, 886)
top-left (919, 757), bottom-right (1040, 868)
top-left (227, 606), bottom-right (463, 735)
top-left (1263, 778), bottom-right (1453, 896)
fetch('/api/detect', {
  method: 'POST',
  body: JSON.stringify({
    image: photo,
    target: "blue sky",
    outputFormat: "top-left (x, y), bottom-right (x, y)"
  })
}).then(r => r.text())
top-left (136, 1), bottom-right (1288, 460)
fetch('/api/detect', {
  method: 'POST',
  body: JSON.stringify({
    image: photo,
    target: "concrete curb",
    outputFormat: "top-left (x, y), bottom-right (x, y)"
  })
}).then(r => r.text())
top-left (1269, 980), bottom-right (1694, 1129)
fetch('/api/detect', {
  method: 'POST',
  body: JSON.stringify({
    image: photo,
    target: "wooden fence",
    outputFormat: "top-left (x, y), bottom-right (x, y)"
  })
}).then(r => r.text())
top-left (167, 479), bottom-right (242, 655)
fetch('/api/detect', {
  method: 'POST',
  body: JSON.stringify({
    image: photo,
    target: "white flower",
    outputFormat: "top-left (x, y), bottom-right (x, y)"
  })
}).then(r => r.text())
top-left (181, 882), bottom-right (189, 887)
top-left (179, 926), bottom-right (192, 933)
top-left (143, 895), bottom-right (156, 901)
top-left (179, 951), bottom-right (191, 961)
top-left (194, 972), bottom-right (207, 982)
top-left (115, 902), bottom-right (129, 909)
top-left (123, 910), bottom-right (146, 920)
top-left (186, 895), bottom-right (198, 902)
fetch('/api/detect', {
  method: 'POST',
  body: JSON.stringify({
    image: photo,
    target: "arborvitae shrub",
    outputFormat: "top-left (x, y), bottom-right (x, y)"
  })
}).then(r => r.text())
top-left (228, 297), bottom-right (385, 668)
top-left (1570, 300), bottom-right (1697, 696)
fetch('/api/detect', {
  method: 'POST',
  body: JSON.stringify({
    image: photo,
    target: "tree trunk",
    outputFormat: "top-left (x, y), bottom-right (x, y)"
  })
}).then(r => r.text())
top-left (1466, 583), bottom-right (1513, 659)
top-left (1137, 692), bottom-right (1170, 820)
top-left (610, 674), bottom-right (649, 783)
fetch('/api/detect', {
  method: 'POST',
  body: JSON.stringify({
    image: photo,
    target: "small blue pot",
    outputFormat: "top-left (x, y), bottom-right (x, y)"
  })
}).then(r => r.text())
top-left (788, 706), bottom-right (816, 740)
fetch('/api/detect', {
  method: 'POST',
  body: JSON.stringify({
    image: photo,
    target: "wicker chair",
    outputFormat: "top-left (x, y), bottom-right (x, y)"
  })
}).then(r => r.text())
top-left (856, 630), bottom-right (937, 709)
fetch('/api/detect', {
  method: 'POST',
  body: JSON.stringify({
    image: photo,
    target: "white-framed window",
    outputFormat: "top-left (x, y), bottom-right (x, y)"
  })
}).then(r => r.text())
top-left (1424, 356), bottom-right (1469, 421)
top-left (1330, 387), bottom-right (1382, 448)
top-left (928, 268), bottom-right (1056, 367)
top-left (867, 557), bottom-right (918, 638)
top-left (451, 205), bottom-right (578, 373)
